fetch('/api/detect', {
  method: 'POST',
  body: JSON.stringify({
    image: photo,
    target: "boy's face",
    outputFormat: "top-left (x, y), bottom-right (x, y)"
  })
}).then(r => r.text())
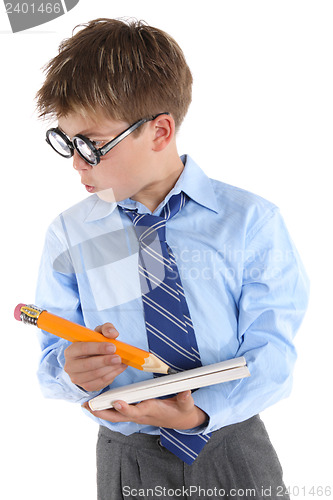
top-left (57, 113), bottom-right (165, 203)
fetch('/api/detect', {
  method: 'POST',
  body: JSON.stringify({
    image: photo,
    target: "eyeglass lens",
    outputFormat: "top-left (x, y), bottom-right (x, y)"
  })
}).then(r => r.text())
top-left (73, 137), bottom-right (96, 164)
top-left (48, 130), bottom-right (72, 157)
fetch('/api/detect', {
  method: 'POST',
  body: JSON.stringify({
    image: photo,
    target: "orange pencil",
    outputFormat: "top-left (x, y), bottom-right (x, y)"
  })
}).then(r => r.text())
top-left (14, 303), bottom-right (174, 374)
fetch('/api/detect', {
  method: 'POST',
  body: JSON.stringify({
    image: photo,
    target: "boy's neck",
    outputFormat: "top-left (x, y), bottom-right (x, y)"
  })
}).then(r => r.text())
top-left (131, 154), bottom-right (185, 213)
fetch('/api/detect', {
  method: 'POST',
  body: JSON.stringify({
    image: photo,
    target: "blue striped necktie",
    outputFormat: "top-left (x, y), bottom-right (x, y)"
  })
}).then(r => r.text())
top-left (122, 192), bottom-right (211, 464)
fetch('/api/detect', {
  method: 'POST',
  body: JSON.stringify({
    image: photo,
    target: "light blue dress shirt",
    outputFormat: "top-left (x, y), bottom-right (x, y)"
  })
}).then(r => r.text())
top-left (35, 155), bottom-right (309, 436)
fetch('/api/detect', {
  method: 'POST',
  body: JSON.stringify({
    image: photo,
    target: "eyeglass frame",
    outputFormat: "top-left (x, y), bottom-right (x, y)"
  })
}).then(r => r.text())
top-left (45, 112), bottom-right (170, 166)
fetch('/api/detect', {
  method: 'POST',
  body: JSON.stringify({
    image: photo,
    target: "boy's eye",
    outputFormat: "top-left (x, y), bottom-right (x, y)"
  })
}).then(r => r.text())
top-left (90, 140), bottom-right (104, 147)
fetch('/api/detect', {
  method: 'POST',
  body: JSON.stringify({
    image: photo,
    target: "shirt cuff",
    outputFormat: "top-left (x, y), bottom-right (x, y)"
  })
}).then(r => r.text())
top-left (175, 420), bottom-right (210, 435)
top-left (172, 405), bottom-right (210, 436)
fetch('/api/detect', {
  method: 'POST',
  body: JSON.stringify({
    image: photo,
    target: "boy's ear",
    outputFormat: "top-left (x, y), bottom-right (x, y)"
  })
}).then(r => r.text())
top-left (151, 114), bottom-right (175, 151)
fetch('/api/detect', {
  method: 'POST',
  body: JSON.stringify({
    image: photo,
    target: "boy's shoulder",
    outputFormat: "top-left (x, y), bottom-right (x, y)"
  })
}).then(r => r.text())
top-left (60, 195), bottom-right (106, 220)
top-left (46, 195), bottom-right (118, 246)
top-left (52, 195), bottom-right (116, 226)
top-left (184, 156), bottom-right (278, 222)
top-left (207, 175), bottom-right (280, 237)
top-left (210, 176), bottom-right (277, 212)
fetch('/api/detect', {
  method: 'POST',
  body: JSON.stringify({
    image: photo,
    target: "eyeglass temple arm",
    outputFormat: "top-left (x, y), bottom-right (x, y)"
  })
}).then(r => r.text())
top-left (99, 113), bottom-right (170, 156)
top-left (99, 118), bottom-right (149, 156)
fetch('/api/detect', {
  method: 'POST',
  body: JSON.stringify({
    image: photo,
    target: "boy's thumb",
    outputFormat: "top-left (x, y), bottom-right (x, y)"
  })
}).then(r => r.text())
top-left (95, 323), bottom-right (119, 339)
top-left (176, 390), bottom-right (193, 408)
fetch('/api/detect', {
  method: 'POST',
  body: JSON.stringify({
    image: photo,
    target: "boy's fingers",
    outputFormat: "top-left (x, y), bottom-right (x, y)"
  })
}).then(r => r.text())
top-left (95, 323), bottom-right (120, 339)
top-left (95, 322), bottom-right (115, 332)
top-left (73, 364), bottom-right (128, 390)
top-left (68, 353), bottom-right (121, 374)
top-left (109, 401), bottom-right (139, 420)
top-left (65, 341), bottom-right (116, 359)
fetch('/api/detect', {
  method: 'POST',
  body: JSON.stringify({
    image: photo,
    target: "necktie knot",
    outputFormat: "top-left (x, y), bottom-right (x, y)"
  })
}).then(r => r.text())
top-left (131, 214), bottom-right (167, 245)
top-left (123, 192), bottom-right (187, 244)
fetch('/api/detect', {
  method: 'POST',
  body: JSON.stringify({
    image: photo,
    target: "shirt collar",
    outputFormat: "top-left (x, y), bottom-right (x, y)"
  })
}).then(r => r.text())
top-left (84, 196), bottom-right (118, 223)
top-left (84, 155), bottom-right (218, 222)
top-left (176, 154), bottom-right (219, 214)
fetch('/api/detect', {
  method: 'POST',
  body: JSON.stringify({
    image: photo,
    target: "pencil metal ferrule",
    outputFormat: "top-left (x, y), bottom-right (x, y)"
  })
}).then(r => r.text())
top-left (20, 304), bottom-right (44, 326)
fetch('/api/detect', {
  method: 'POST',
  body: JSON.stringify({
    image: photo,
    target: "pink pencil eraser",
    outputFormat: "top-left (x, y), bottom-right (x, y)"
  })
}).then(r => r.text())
top-left (14, 303), bottom-right (26, 321)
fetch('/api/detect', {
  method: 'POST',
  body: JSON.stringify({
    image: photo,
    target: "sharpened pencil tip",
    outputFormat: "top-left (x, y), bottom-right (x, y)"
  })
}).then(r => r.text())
top-left (167, 368), bottom-right (178, 375)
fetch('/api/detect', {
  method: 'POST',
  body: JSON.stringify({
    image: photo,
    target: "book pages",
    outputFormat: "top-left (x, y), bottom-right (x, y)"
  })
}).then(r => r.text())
top-left (89, 357), bottom-right (250, 411)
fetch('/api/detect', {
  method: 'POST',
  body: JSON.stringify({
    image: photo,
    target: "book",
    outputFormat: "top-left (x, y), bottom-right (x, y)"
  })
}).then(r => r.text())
top-left (88, 356), bottom-right (250, 411)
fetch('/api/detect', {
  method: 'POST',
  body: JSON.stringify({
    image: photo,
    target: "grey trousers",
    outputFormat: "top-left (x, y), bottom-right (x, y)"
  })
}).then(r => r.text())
top-left (96, 415), bottom-right (290, 500)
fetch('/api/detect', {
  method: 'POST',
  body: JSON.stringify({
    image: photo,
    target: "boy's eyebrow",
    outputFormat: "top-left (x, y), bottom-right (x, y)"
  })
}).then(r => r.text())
top-left (57, 125), bottom-right (112, 140)
top-left (57, 125), bottom-right (68, 135)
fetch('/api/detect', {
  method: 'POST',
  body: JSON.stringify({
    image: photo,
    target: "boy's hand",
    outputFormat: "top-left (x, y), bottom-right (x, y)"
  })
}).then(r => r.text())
top-left (64, 323), bottom-right (127, 392)
top-left (83, 391), bottom-right (208, 430)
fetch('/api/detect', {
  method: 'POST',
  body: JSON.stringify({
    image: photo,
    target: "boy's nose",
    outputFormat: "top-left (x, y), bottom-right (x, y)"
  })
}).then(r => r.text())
top-left (73, 151), bottom-right (91, 172)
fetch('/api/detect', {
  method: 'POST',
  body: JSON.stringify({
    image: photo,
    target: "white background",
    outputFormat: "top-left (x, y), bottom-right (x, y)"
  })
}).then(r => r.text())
top-left (1, 1), bottom-right (332, 498)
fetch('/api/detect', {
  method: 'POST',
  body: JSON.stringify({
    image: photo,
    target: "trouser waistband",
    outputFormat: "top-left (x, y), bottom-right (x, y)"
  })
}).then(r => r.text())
top-left (98, 414), bottom-right (261, 450)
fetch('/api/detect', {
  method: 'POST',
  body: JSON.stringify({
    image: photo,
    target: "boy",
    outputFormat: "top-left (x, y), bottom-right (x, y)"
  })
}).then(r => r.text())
top-left (35, 18), bottom-right (309, 500)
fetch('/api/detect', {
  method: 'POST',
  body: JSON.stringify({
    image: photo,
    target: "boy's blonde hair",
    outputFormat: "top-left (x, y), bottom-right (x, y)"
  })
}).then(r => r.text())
top-left (36, 18), bottom-right (193, 130)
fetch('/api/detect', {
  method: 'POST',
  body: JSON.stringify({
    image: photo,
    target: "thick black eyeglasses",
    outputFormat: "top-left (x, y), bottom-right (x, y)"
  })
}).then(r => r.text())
top-left (46, 112), bottom-right (169, 166)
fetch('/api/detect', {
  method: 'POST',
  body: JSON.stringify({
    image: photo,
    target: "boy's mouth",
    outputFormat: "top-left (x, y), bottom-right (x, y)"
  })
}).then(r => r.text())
top-left (84, 184), bottom-right (96, 193)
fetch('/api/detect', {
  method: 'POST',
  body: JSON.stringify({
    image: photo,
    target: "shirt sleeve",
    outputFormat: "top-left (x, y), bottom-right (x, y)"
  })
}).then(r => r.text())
top-left (35, 219), bottom-right (100, 404)
top-left (191, 207), bottom-right (310, 435)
